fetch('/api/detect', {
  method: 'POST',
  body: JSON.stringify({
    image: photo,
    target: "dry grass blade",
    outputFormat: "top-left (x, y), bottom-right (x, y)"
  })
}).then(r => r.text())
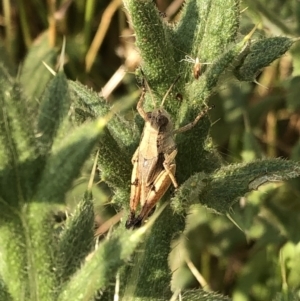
top-left (85, 0), bottom-right (123, 72)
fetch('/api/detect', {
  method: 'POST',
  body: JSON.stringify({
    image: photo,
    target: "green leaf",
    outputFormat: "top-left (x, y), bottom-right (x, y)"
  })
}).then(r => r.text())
top-left (174, 0), bottom-right (240, 79)
top-left (0, 43), bottom-right (17, 77)
top-left (172, 172), bottom-right (208, 213)
top-left (176, 36), bottom-right (251, 182)
top-left (0, 65), bottom-right (36, 166)
top-left (69, 80), bottom-right (133, 199)
top-left (279, 242), bottom-right (300, 289)
top-left (0, 64), bottom-right (39, 205)
top-left (123, 0), bottom-right (177, 96)
top-left (56, 192), bottom-right (95, 283)
top-left (123, 206), bottom-right (185, 299)
top-left (181, 289), bottom-right (232, 301)
top-left (20, 31), bottom-right (57, 101)
top-left (69, 80), bottom-right (139, 154)
top-left (0, 212), bottom-right (29, 300)
top-left (0, 202), bottom-right (59, 301)
top-left (37, 72), bottom-right (70, 154)
top-left (172, 158), bottom-right (300, 214)
top-left (24, 203), bottom-right (58, 301)
top-left (57, 227), bottom-right (147, 301)
top-left (0, 277), bottom-right (13, 301)
top-left (35, 118), bottom-right (106, 204)
top-left (233, 37), bottom-right (294, 82)
top-left (274, 291), bottom-right (299, 301)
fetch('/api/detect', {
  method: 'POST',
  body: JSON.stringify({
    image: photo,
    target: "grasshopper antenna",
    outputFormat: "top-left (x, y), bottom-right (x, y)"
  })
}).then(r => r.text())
top-left (140, 69), bottom-right (156, 108)
top-left (160, 76), bottom-right (181, 108)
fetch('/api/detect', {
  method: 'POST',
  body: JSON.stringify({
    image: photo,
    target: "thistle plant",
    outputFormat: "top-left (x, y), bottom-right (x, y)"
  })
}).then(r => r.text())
top-left (0, 0), bottom-right (300, 300)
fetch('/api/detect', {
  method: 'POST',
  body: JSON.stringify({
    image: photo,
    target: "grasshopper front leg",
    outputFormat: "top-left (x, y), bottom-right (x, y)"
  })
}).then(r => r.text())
top-left (173, 105), bottom-right (214, 134)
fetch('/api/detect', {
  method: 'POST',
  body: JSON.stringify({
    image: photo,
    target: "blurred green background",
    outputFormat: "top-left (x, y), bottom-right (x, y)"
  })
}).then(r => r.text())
top-left (1, 0), bottom-right (300, 300)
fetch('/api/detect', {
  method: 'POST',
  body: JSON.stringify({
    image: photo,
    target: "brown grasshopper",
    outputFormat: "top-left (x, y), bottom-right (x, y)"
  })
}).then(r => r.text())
top-left (125, 80), bottom-right (212, 229)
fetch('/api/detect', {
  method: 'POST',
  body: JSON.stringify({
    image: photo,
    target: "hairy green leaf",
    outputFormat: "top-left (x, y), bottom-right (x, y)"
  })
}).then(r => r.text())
top-left (234, 37), bottom-right (294, 82)
top-left (174, 0), bottom-right (240, 80)
top-left (181, 289), bottom-right (232, 301)
top-left (56, 192), bottom-right (94, 283)
top-left (172, 158), bottom-right (300, 214)
top-left (0, 213), bottom-right (29, 300)
top-left (0, 64), bottom-right (40, 205)
top-left (20, 31), bottom-right (57, 101)
top-left (69, 80), bottom-right (133, 194)
top-left (69, 80), bottom-right (138, 155)
top-left (35, 118), bottom-right (106, 204)
top-left (25, 203), bottom-right (57, 301)
top-left (57, 227), bottom-right (147, 301)
top-left (123, 0), bottom-right (177, 97)
top-left (123, 206), bottom-right (185, 299)
top-left (37, 72), bottom-right (70, 154)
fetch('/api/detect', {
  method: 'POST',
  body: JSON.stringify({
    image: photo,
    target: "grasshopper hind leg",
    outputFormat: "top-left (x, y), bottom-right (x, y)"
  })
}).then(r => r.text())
top-left (125, 212), bottom-right (136, 229)
top-left (130, 205), bottom-right (156, 229)
top-left (125, 176), bottom-right (139, 229)
top-left (129, 163), bottom-right (176, 229)
top-left (126, 148), bottom-right (141, 229)
top-left (131, 217), bottom-right (143, 229)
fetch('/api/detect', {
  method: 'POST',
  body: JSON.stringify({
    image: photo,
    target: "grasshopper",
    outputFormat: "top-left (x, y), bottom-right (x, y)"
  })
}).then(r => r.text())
top-left (125, 79), bottom-right (212, 229)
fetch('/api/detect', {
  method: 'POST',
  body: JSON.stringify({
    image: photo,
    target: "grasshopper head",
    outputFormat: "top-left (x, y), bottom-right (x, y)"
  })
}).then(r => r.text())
top-left (148, 108), bottom-right (173, 133)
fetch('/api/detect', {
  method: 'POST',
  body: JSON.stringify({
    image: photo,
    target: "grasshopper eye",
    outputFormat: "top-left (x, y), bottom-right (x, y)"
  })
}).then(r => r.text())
top-left (146, 112), bottom-right (152, 119)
